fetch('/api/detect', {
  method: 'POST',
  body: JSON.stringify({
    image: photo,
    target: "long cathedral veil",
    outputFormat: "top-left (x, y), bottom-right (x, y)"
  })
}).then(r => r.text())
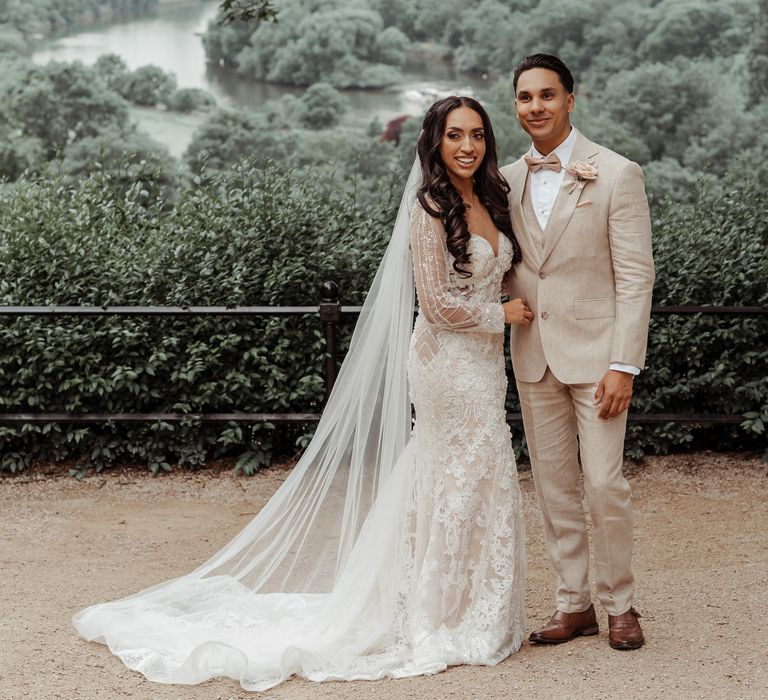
top-left (73, 158), bottom-right (423, 678)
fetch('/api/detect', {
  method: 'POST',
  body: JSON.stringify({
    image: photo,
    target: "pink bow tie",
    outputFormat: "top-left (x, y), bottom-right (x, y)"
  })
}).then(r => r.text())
top-left (524, 152), bottom-right (562, 173)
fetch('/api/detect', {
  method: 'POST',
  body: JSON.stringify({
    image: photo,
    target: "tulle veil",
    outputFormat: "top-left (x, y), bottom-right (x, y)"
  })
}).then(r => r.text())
top-left (73, 158), bottom-right (424, 685)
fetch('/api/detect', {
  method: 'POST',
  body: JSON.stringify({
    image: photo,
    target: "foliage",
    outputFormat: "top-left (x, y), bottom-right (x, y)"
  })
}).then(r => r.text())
top-left (748, 0), bottom-right (768, 99)
top-left (184, 108), bottom-right (296, 171)
top-left (0, 0), bottom-right (159, 39)
top-left (0, 160), bottom-right (397, 473)
top-left (0, 126), bottom-right (45, 180)
top-left (599, 60), bottom-right (713, 163)
top-left (93, 53), bottom-right (216, 114)
top-left (296, 82), bottom-right (348, 130)
top-left (58, 124), bottom-right (180, 198)
top-left (92, 52), bottom-right (129, 91)
top-left (114, 64), bottom-right (177, 107)
top-left (0, 152), bottom-right (764, 472)
top-left (183, 98), bottom-right (402, 213)
top-left (205, 0), bottom-right (407, 87)
top-left (218, 0), bottom-right (278, 25)
top-left (0, 23), bottom-right (26, 54)
top-left (166, 87), bottom-right (217, 114)
top-left (0, 0), bottom-right (765, 469)
top-left (0, 55), bottom-right (212, 183)
top-left (623, 173), bottom-right (768, 457)
top-left (200, 0), bottom-right (763, 206)
top-left (1, 60), bottom-right (130, 159)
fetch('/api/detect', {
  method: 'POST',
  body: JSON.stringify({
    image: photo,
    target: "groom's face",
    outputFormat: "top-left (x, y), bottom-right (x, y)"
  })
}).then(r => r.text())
top-left (514, 68), bottom-right (574, 154)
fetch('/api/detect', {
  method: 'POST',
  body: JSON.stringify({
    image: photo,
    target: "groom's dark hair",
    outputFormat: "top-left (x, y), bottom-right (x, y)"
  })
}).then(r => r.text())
top-left (513, 54), bottom-right (574, 94)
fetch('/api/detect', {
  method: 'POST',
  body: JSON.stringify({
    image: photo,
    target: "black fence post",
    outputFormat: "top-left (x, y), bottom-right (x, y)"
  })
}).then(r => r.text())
top-left (319, 281), bottom-right (341, 404)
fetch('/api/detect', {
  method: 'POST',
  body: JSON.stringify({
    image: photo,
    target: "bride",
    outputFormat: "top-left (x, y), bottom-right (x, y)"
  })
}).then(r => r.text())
top-left (74, 96), bottom-right (534, 691)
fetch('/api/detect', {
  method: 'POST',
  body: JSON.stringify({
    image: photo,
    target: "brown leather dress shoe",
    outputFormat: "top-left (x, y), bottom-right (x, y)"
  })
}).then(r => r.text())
top-left (608, 607), bottom-right (644, 650)
top-left (528, 604), bottom-right (599, 644)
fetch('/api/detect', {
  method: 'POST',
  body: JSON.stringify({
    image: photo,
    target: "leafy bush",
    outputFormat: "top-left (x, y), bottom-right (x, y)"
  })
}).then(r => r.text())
top-left (114, 64), bottom-right (177, 107)
top-left (0, 160), bottom-right (396, 473)
top-left (59, 125), bottom-right (180, 198)
top-left (2, 60), bottom-right (130, 159)
top-left (0, 157), bottom-right (763, 473)
top-left (296, 82), bottom-right (348, 130)
top-left (166, 87), bottom-right (217, 114)
top-left (626, 172), bottom-right (768, 458)
top-left (184, 109), bottom-right (296, 171)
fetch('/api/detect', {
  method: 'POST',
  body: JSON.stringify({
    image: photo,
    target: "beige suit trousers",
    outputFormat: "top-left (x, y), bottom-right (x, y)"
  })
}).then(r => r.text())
top-left (517, 368), bottom-right (635, 616)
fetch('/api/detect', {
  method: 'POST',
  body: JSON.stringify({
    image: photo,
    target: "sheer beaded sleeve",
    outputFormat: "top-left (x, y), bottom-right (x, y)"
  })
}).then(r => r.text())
top-left (501, 266), bottom-right (514, 298)
top-left (410, 203), bottom-right (505, 334)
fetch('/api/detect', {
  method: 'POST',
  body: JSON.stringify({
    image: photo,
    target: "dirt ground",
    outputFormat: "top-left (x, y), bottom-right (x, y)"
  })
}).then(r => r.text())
top-left (1, 452), bottom-right (766, 700)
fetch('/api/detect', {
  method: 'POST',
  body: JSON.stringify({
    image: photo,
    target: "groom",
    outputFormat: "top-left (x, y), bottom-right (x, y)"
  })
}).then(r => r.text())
top-left (500, 54), bottom-right (654, 650)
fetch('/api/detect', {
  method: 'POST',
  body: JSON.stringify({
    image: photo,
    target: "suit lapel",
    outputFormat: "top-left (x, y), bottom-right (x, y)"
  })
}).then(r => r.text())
top-left (539, 133), bottom-right (600, 267)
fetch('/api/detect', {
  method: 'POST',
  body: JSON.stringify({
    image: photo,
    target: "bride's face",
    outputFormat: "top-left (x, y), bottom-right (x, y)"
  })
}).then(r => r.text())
top-left (439, 106), bottom-right (486, 183)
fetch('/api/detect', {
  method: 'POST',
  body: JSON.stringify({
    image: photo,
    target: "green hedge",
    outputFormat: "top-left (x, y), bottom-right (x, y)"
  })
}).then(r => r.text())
top-left (0, 162), bottom-right (395, 472)
top-left (0, 162), bottom-right (764, 473)
top-left (626, 173), bottom-right (768, 457)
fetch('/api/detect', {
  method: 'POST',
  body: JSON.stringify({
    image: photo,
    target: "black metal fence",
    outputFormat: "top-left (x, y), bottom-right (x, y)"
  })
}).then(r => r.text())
top-left (0, 281), bottom-right (764, 426)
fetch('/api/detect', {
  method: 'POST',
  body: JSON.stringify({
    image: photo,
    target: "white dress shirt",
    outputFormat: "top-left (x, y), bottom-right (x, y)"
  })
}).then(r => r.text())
top-left (527, 127), bottom-right (640, 377)
top-left (529, 126), bottom-right (578, 230)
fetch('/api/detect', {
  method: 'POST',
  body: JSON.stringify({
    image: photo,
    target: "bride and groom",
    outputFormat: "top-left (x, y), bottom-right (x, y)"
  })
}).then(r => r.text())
top-left (74, 53), bottom-right (655, 690)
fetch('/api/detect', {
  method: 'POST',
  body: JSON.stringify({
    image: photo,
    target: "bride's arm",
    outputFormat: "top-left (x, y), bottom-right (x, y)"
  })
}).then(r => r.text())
top-left (410, 203), bottom-right (505, 333)
top-left (500, 266), bottom-right (514, 298)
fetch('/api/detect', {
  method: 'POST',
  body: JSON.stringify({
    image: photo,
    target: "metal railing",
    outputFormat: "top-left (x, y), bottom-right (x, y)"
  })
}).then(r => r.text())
top-left (0, 281), bottom-right (764, 426)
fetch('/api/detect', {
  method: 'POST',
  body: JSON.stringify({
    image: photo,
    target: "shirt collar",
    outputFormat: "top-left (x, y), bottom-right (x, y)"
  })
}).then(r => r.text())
top-left (530, 126), bottom-right (578, 164)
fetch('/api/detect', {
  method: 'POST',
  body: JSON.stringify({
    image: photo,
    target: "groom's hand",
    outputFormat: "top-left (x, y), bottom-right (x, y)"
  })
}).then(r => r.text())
top-left (594, 370), bottom-right (634, 419)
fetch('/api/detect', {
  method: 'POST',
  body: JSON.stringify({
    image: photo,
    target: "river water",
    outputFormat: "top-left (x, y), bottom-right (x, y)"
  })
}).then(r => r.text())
top-left (31, 0), bottom-right (490, 128)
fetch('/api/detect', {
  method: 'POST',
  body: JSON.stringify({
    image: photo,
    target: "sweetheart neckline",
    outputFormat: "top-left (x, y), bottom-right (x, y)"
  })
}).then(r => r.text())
top-left (470, 232), bottom-right (503, 259)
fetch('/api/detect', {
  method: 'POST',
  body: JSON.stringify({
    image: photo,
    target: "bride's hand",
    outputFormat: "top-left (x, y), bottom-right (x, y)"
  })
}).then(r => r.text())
top-left (503, 298), bottom-right (534, 325)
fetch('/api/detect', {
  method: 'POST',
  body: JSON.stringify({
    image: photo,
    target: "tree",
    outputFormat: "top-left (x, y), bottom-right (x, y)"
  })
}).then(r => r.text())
top-left (218, 0), bottom-right (278, 25)
top-left (638, 158), bottom-right (700, 204)
top-left (0, 24), bottom-right (26, 55)
top-left (93, 53), bottom-right (130, 92)
top-left (572, 96), bottom-right (652, 164)
top-left (185, 108), bottom-right (295, 171)
top-left (600, 60), bottom-right (712, 162)
top-left (681, 61), bottom-right (768, 173)
top-left (4, 61), bottom-right (130, 158)
top-left (748, 0), bottom-right (768, 100)
top-left (369, 0), bottom-right (418, 38)
top-left (297, 83), bottom-right (348, 130)
top-left (166, 87), bottom-right (217, 113)
top-left (203, 13), bottom-right (255, 66)
top-left (0, 127), bottom-right (44, 180)
top-left (60, 125), bottom-right (180, 198)
top-left (259, 94), bottom-right (303, 127)
top-left (452, 0), bottom-right (517, 74)
top-left (409, 0), bottom-right (467, 44)
top-left (639, 0), bottom-right (752, 63)
top-left (116, 65), bottom-right (177, 106)
top-left (215, 2), bottom-right (406, 87)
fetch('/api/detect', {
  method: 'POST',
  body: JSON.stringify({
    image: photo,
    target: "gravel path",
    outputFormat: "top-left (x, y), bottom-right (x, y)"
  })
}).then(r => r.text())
top-left (1, 452), bottom-right (766, 700)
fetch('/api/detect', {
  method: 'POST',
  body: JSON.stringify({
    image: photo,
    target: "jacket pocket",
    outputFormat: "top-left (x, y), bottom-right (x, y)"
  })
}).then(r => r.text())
top-left (574, 297), bottom-right (615, 319)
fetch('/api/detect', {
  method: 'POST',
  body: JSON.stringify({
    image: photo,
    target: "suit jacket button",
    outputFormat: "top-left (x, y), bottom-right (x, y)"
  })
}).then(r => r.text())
top-left (540, 311), bottom-right (549, 319)
top-left (538, 271), bottom-right (547, 279)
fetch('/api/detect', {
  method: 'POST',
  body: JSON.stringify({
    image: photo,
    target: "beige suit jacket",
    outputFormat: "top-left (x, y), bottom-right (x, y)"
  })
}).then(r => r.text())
top-left (501, 132), bottom-right (655, 384)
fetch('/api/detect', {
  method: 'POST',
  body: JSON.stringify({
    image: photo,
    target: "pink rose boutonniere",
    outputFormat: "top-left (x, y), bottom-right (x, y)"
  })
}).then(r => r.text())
top-left (563, 160), bottom-right (598, 194)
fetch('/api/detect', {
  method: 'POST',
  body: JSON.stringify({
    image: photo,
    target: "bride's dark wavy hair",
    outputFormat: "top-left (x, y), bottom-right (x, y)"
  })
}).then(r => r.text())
top-left (416, 96), bottom-right (521, 277)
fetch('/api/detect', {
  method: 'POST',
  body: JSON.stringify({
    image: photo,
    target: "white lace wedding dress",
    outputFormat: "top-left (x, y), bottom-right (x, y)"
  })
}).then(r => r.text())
top-left (73, 201), bottom-right (526, 692)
